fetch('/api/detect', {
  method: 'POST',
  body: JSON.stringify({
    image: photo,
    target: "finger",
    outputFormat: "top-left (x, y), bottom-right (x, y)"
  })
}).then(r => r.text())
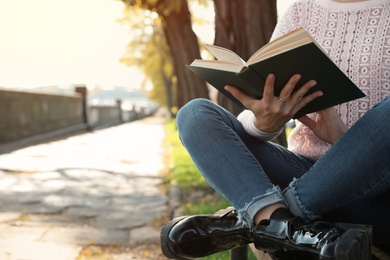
top-left (294, 90), bottom-right (323, 111)
top-left (316, 106), bottom-right (337, 117)
top-left (297, 115), bottom-right (316, 130)
top-left (278, 74), bottom-right (301, 99)
top-left (225, 85), bottom-right (256, 108)
top-left (290, 79), bottom-right (318, 102)
top-left (262, 74), bottom-right (276, 103)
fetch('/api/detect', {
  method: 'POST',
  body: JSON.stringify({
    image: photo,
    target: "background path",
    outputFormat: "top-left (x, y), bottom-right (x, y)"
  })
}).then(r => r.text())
top-left (0, 109), bottom-right (169, 259)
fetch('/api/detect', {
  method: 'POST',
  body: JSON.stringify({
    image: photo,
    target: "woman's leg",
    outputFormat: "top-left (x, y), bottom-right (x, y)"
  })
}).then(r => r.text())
top-left (176, 98), bottom-right (314, 226)
top-left (284, 97), bottom-right (390, 223)
top-left (161, 98), bottom-right (373, 259)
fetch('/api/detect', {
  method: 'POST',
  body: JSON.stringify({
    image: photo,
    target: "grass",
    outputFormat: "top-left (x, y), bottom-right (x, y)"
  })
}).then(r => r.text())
top-left (164, 118), bottom-right (257, 260)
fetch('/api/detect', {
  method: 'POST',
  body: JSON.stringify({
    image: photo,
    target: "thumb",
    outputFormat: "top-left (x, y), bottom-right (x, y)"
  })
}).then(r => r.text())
top-left (297, 115), bottom-right (316, 130)
top-left (225, 85), bottom-right (256, 108)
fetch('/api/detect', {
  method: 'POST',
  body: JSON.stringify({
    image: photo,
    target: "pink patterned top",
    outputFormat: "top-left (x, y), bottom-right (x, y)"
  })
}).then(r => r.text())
top-left (238, 0), bottom-right (390, 160)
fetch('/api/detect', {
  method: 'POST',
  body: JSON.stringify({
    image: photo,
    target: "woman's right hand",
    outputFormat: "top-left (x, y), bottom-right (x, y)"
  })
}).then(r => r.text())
top-left (225, 73), bottom-right (323, 133)
top-left (298, 107), bottom-right (349, 144)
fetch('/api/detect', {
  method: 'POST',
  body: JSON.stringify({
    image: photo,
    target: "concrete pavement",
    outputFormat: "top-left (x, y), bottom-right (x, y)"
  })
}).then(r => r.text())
top-left (0, 110), bottom-right (170, 260)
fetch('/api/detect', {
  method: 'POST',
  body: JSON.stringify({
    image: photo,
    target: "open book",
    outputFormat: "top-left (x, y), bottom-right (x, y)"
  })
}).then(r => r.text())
top-left (187, 28), bottom-right (365, 118)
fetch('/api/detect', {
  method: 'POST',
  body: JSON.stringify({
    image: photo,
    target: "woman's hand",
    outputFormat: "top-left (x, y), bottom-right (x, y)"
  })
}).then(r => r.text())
top-left (225, 74), bottom-right (323, 133)
top-left (298, 107), bottom-right (348, 144)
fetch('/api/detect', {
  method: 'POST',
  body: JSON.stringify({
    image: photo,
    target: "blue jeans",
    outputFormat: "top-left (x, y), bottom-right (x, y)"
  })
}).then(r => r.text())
top-left (176, 97), bottom-right (390, 244)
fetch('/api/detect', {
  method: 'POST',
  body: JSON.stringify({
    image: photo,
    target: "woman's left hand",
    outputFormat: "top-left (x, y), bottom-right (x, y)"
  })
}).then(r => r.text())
top-left (225, 74), bottom-right (322, 133)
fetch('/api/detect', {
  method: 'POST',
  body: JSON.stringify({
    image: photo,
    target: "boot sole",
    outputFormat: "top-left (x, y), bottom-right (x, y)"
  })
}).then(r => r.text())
top-left (160, 216), bottom-right (188, 259)
top-left (255, 223), bottom-right (372, 260)
top-left (331, 223), bottom-right (372, 260)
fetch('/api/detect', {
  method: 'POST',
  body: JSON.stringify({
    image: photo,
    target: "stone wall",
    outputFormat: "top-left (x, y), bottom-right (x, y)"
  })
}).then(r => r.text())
top-left (0, 87), bottom-right (157, 152)
top-left (0, 89), bottom-right (84, 145)
top-left (89, 105), bottom-right (121, 128)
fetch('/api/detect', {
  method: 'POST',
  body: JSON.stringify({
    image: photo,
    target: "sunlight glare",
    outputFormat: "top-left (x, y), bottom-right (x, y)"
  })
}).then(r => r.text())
top-left (0, 0), bottom-right (143, 90)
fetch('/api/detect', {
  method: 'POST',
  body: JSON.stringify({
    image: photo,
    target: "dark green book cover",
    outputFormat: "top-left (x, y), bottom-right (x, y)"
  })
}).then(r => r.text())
top-left (187, 42), bottom-right (365, 119)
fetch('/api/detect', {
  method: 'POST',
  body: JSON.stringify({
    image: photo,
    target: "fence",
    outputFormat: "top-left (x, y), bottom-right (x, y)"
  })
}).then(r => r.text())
top-left (0, 86), bottom-right (153, 152)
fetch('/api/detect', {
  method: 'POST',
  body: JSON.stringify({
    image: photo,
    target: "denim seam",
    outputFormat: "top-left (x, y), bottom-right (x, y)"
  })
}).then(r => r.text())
top-left (237, 186), bottom-right (285, 229)
top-left (283, 178), bottom-right (320, 220)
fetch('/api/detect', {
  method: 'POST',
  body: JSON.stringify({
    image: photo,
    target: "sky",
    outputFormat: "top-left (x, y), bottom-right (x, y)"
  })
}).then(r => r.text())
top-left (0, 0), bottom-right (291, 90)
top-left (0, 0), bottom-right (134, 89)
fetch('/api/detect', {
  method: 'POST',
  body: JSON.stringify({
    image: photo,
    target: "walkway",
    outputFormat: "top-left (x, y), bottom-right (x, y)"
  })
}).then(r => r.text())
top-left (0, 110), bottom-right (169, 259)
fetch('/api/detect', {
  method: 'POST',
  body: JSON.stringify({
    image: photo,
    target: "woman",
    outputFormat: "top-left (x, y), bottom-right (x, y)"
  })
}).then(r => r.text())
top-left (161, 0), bottom-right (390, 259)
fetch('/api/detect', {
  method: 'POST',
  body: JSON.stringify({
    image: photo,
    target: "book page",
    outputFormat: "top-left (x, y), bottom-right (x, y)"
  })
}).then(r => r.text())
top-left (249, 39), bottom-right (312, 63)
top-left (190, 59), bottom-right (244, 72)
top-left (247, 28), bottom-right (313, 64)
top-left (205, 44), bottom-right (247, 66)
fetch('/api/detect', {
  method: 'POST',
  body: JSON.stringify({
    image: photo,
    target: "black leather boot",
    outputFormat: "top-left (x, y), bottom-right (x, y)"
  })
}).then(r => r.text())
top-left (160, 207), bottom-right (253, 259)
top-left (254, 215), bottom-right (373, 260)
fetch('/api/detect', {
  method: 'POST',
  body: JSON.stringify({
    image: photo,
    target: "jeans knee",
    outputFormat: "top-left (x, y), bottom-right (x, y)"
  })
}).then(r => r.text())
top-left (177, 98), bottom-right (214, 136)
top-left (375, 96), bottom-right (390, 110)
top-left (366, 96), bottom-right (390, 121)
top-left (177, 98), bottom-right (213, 124)
top-left (178, 98), bottom-right (213, 114)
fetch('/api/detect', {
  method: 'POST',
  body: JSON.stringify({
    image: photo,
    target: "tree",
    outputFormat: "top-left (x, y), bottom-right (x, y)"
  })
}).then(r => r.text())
top-left (121, 0), bottom-right (209, 110)
top-left (120, 10), bottom-right (177, 116)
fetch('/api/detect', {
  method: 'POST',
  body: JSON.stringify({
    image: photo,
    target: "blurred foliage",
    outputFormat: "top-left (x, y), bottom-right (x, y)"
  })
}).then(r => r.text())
top-left (119, 9), bottom-right (175, 107)
top-left (119, 0), bottom-right (210, 110)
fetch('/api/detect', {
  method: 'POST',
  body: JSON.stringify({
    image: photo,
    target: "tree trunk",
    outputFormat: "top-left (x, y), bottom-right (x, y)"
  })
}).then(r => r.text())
top-left (161, 1), bottom-right (209, 108)
top-left (213, 0), bottom-right (286, 146)
top-left (122, 0), bottom-right (209, 109)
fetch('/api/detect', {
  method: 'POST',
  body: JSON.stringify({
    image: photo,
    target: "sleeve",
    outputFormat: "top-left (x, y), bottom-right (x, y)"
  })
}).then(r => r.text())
top-left (237, 110), bottom-right (284, 142)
